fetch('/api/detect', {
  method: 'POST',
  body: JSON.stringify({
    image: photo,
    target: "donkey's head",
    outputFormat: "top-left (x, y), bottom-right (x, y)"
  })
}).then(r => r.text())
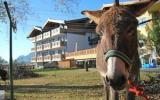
top-left (82, 0), bottom-right (157, 90)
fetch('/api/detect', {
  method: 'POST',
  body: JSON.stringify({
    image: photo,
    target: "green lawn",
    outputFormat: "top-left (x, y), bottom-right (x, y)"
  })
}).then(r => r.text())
top-left (2, 68), bottom-right (157, 100)
top-left (6, 68), bottom-right (104, 100)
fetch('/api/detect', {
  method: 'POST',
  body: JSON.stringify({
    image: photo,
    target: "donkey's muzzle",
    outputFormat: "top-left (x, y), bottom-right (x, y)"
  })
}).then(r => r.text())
top-left (106, 75), bottom-right (126, 90)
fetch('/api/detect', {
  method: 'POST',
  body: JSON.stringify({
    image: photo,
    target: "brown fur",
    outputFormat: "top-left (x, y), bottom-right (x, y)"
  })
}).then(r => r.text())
top-left (96, 5), bottom-right (139, 77)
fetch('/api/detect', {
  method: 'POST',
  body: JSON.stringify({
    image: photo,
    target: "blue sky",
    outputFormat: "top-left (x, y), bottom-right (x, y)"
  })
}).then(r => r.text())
top-left (0, 0), bottom-right (128, 61)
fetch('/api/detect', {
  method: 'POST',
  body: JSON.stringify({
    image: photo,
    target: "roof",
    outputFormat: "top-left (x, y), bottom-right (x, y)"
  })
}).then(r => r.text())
top-left (28, 19), bottom-right (64, 38)
top-left (65, 18), bottom-right (96, 34)
top-left (102, 0), bottom-right (160, 12)
top-left (43, 19), bottom-right (64, 29)
top-left (65, 18), bottom-right (89, 23)
top-left (102, 0), bottom-right (149, 9)
top-left (27, 26), bottom-right (42, 38)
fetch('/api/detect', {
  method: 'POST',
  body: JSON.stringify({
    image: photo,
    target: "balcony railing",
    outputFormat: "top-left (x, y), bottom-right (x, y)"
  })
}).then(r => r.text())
top-left (65, 48), bottom-right (96, 59)
top-left (31, 37), bottom-right (36, 42)
top-left (32, 54), bottom-right (65, 62)
top-left (37, 45), bottom-right (43, 51)
top-left (37, 56), bottom-right (43, 62)
top-left (51, 28), bottom-right (63, 36)
top-left (43, 31), bottom-right (50, 39)
top-left (43, 43), bottom-right (51, 50)
top-left (31, 47), bottom-right (36, 52)
top-left (52, 54), bottom-right (64, 61)
top-left (31, 57), bottom-right (36, 62)
top-left (44, 55), bottom-right (52, 62)
top-left (36, 34), bottom-right (42, 41)
top-left (51, 41), bottom-right (65, 49)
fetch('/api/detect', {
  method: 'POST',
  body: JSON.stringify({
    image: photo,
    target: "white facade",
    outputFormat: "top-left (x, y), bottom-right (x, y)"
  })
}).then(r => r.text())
top-left (66, 33), bottom-right (95, 52)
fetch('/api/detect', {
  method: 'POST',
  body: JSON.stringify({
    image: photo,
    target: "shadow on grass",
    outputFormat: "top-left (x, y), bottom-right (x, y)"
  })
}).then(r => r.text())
top-left (3, 85), bottom-right (102, 89)
top-left (1, 85), bottom-right (103, 94)
top-left (33, 68), bottom-right (89, 72)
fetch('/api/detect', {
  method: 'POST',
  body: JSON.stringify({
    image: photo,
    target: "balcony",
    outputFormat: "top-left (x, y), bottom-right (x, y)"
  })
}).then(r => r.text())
top-left (36, 34), bottom-right (43, 41)
top-left (31, 47), bottom-right (36, 52)
top-left (51, 28), bottom-right (64, 37)
top-left (51, 41), bottom-right (65, 49)
top-left (52, 54), bottom-right (65, 61)
top-left (31, 37), bottom-right (36, 42)
top-left (31, 57), bottom-right (36, 62)
top-left (37, 45), bottom-right (43, 51)
top-left (43, 31), bottom-right (50, 39)
top-left (65, 48), bottom-right (96, 60)
top-left (43, 43), bottom-right (51, 50)
top-left (37, 56), bottom-right (43, 62)
top-left (44, 55), bottom-right (52, 62)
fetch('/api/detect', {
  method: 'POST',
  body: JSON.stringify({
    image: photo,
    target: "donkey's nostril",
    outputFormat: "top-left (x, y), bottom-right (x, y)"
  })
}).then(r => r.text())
top-left (105, 76), bottom-right (109, 82)
top-left (117, 75), bottom-right (126, 87)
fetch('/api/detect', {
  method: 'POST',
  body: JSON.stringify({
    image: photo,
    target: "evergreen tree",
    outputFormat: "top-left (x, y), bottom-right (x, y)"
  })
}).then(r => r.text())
top-left (0, 56), bottom-right (8, 64)
top-left (146, 12), bottom-right (160, 55)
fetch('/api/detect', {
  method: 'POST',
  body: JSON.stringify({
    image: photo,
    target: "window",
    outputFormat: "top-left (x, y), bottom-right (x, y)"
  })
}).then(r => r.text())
top-left (58, 50), bottom-right (62, 54)
top-left (50, 51), bottom-right (55, 55)
top-left (58, 37), bottom-right (61, 41)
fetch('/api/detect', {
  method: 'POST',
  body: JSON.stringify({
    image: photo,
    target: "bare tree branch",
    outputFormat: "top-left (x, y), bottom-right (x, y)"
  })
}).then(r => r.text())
top-left (0, 0), bottom-right (31, 24)
top-left (54, 0), bottom-right (80, 14)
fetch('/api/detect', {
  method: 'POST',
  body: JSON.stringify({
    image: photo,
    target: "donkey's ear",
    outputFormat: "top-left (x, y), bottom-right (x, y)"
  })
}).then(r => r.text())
top-left (81, 10), bottom-right (105, 24)
top-left (127, 0), bottom-right (158, 17)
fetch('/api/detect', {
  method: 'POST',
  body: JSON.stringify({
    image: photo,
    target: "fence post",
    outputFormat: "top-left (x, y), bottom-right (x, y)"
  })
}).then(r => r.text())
top-left (84, 60), bottom-right (88, 72)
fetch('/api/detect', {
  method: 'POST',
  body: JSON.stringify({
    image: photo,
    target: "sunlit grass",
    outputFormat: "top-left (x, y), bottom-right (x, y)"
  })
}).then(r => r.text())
top-left (14, 68), bottom-right (102, 86)
top-left (6, 68), bottom-right (103, 100)
top-left (2, 68), bottom-right (158, 100)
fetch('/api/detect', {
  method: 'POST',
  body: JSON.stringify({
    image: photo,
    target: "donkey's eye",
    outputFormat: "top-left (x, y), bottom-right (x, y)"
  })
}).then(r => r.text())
top-left (111, 36), bottom-right (115, 41)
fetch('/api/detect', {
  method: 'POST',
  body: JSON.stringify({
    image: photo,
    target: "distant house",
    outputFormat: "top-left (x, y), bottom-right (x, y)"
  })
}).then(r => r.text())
top-left (27, 18), bottom-right (97, 68)
top-left (0, 64), bottom-right (8, 71)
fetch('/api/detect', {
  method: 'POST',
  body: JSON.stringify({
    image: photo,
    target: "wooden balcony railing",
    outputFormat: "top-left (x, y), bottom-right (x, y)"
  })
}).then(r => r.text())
top-left (37, 45), bottom-right (43, 51)
top-left (51, 28), bottom-right (62, 36)
top-left (44, 55), bottom-right (52, 62)
top-left (65, 48), bottom-right (96, 59)
top-left (31, 57), bottom-right (36, 62)
top-left (31, 47), bottom-right (36, 52)
top-left (36, 34), bottom-right (42, 41)
top-left (31, 37), bottom-right (36, 42)
top-left (37, 56), bottom-right (43, 62)
top-left (32, 54), bottom-right (65, 62)
top-left (31, 48), bottom-right (96, 63)
top-left (43, 43), bottom-right (51, 50)
top-left (43, 31), bottom-right (50, 39)
top-left (52, 54), bottom-right (65, 61)
top-left (51, 41), bottom-right (65, 49)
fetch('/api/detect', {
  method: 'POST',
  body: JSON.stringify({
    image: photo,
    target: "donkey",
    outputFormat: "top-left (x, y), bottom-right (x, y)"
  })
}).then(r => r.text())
top-left (82, 0), bottom-right (158, 100)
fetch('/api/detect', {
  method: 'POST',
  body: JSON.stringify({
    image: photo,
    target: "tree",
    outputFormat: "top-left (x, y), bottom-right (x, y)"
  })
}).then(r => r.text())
top-left (0, 0), bottom-right (79, 30)
top-left (0, 0), bottom-right (30, 22)
top-left (0, 56), bottom-right (8, 64)
top-left (54, 0), bottom-right (80, 13)
top-left (146, 12), bottom-right (160, 55)
top-left (0, 0), bottom-right (31, 31)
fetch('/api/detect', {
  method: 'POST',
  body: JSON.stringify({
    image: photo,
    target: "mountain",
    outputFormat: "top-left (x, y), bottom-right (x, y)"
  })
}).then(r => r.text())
top-left (15, 53), bottom-right (33, 64)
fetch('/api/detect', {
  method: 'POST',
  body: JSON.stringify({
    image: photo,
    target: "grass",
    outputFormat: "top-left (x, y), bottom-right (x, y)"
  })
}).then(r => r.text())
top-left (5, 68), bottom-right (103, 100)
top-left (2, 68), bottom-right (158, 100)
top-left (14, 68), bottom-right (102, 86)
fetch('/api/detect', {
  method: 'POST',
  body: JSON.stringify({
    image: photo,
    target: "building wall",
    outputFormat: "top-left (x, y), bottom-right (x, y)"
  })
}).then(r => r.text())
top-left (66, 33), bottom-right (96, 52)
